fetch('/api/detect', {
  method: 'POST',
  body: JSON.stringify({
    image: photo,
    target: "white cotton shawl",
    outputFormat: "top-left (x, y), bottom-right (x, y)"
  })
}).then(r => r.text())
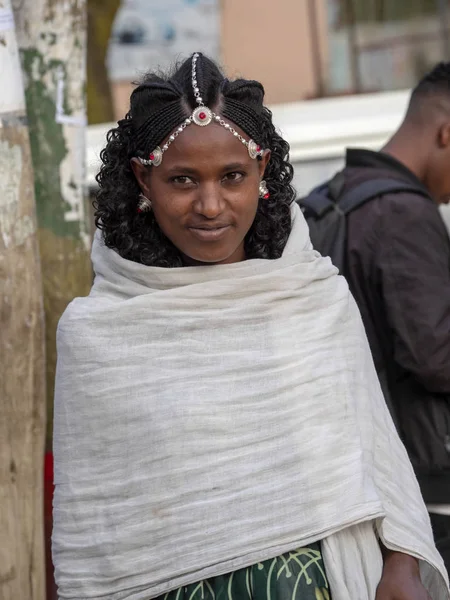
top-left (53, 204), bottom-right (449, 600)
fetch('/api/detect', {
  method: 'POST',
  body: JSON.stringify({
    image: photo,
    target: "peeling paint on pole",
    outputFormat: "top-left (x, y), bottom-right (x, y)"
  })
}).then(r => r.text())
top-left (0, 1), bottom-right (25, 113)
top-left (0, 140), bottom-right (37, 248)
top-left (16, 1), bottom-right (90, 248)
top-left (13, 0), bottom-right (92, 446)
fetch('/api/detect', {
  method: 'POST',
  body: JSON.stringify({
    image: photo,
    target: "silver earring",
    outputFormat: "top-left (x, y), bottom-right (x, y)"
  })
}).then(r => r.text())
top-left (137, 193), bottom-right (152, 213)
top-left (259, 180), bottom-right (269, 200)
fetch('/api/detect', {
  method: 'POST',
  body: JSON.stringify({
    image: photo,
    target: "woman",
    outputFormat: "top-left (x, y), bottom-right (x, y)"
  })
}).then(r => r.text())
top-left (53, 54), bottom-right (449, 600)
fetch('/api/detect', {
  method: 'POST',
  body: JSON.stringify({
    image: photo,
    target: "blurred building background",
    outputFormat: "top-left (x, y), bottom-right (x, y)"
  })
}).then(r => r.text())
top-left (87, 0), bottom-right (450, 216)
top-left (104, 0), bottom-right (450, 119)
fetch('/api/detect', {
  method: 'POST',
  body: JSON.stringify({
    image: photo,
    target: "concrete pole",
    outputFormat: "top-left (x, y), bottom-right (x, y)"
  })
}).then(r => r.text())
top-left (437, 0), bottom-right (450, 58)
top-left (345, 0), bottom-right (362, 93)
top-left (307, 0), bottom-right (326, 97)
top-left (12, 0), bottom-right (93, 449)
top-left (0, 0), bottom-right (46, 598)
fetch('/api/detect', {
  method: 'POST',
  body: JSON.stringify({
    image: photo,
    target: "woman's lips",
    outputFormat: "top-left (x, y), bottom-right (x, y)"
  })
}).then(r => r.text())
top-left (188, 225), bottom-right (231, 241)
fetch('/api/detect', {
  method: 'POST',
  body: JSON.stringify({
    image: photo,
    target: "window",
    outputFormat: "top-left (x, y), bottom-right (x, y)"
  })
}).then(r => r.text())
top-left (325, 0), bottom-right (450, 94)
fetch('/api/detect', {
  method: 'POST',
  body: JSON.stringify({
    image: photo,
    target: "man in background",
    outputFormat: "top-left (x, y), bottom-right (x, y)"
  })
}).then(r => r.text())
top-left (334, 62), bottom-right (450, 568)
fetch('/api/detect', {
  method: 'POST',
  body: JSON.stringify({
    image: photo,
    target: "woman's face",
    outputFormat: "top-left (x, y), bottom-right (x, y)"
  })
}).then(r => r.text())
top-left (132, 121), bottom-right (270, 266)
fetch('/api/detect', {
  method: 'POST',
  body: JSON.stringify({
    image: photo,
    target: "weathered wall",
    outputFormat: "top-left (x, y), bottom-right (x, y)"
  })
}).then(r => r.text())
top-left (221, 0), bottom-right (329, 104)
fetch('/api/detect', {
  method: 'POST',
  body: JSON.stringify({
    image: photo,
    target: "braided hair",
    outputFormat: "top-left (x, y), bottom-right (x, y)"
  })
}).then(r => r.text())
top-left (95, 54), bottom-right (296, 267)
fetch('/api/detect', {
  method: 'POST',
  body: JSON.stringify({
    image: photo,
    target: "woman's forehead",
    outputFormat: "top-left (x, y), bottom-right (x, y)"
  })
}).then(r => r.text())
top-left (157, 121), bottom-right (254, 170)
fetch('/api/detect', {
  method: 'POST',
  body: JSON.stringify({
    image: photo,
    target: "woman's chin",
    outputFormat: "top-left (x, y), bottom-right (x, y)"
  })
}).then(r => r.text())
top-left (181, 247), bottom-right (244, 267)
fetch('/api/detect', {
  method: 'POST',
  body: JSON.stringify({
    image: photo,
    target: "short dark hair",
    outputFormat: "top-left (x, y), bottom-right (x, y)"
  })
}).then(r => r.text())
top-left (94, 54), bottom-right (295, 268)
top-left (409, 62), bottom-right (450, 111)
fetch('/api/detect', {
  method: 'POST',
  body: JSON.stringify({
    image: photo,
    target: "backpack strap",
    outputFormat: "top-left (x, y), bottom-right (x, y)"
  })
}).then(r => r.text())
top-left (337, 178), bottom-right (431, 215)
top-left (299, 182), bottom-right (333, 218)
top-left (299, 176), bottom-right (431, 218)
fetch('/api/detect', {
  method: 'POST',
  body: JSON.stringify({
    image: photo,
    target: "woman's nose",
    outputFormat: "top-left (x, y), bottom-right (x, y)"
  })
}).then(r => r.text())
top-left (193, 183), bottom-right (225, 218)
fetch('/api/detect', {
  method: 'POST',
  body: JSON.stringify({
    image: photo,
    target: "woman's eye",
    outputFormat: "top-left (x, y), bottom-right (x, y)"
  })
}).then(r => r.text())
top-left (171, 176), bottom-right (194, 185)
top-left (224, 172), bottom-right (244, 182)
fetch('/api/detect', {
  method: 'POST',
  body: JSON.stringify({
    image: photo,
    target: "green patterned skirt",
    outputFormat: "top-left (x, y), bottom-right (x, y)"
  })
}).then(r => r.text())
top-left (157, 543), bottom-right (331, 600)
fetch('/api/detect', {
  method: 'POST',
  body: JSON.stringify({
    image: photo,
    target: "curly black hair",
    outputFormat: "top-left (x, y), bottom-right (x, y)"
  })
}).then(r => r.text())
top-left (94, 54), bottom-right (296, 267)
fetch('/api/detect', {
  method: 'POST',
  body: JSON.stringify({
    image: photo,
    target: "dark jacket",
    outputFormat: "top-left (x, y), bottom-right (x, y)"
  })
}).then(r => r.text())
top-left (343, 148), bottom-right (450, 503)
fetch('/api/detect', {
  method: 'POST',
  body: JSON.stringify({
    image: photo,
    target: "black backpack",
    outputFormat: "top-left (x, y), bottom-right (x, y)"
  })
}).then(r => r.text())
top-left (298, 171), bottom-right (430, 274)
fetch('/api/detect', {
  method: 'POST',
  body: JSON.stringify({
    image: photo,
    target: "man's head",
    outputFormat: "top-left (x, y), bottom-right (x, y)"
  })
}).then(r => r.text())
top-left (390, 62), bottom-right (450, 204)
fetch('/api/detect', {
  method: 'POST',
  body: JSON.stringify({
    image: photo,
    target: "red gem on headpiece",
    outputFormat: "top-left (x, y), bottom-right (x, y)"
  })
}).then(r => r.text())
top-left (149, 153), bottom-right (155, 161)
top-left (257, 145), bottom-right (261, 152)
top-left (199, 112), bottom-right (206, 120)
top-left (264, 193), bottom-right (270, 200)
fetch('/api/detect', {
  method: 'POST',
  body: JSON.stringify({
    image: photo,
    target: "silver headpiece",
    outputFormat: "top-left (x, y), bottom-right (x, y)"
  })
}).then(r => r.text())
top-left (138, 53), bottom-right (265, 167)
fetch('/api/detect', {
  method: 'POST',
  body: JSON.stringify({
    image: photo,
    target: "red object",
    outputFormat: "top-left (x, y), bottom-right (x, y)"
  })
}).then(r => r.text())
top-left (264, 193), bottom-right (270, 199)
top-left (44, 452), bottom-right (58, 599)
top-left (257, 145), bottom-right (261, 152)
top-left (199, 112), bottom-right (206, 120)
top-left (137, 208), bottom-right (142, 213)
top-left (149, 153), bottom-right (155, 161)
